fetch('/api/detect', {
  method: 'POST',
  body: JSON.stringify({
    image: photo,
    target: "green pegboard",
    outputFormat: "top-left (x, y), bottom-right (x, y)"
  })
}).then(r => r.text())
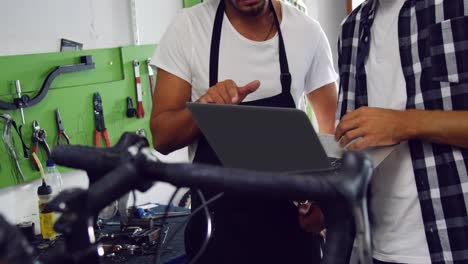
top-left (183, 0), bottom-right (202, 8)
top-left (0, 45), bottom-right (156, 189)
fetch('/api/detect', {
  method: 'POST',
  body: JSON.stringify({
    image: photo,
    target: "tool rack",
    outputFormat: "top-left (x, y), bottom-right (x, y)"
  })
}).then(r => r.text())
top-left (0, 45), bottom-right (156, 188)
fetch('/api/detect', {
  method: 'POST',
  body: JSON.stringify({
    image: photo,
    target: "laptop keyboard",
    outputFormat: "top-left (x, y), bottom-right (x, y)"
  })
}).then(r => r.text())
top-left (329, 158), bottom-right (342, 169)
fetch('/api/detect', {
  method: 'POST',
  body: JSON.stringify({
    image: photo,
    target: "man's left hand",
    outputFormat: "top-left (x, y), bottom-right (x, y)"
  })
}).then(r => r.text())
top-left (335, 107), bottom-right (408, 150)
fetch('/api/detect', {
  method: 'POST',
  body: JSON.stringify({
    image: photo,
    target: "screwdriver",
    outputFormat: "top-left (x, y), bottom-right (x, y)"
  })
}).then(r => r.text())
top-left (15, 80), bottom-right (25, 125)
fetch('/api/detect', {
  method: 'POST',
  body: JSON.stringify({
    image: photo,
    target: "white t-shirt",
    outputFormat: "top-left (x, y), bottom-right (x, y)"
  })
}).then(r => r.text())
top-left (366, 0), bottom-right (430, 263)
top-left (152, 0), bottom-right (337, 160)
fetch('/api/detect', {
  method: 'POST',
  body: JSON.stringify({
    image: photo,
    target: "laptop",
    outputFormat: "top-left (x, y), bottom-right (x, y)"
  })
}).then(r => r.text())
top-left (187, 102), bottom-right (335, 173)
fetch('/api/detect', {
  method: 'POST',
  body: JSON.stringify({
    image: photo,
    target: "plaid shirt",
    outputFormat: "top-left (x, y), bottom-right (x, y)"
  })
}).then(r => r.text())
top-left (337, 0), bottom-right (468, 263)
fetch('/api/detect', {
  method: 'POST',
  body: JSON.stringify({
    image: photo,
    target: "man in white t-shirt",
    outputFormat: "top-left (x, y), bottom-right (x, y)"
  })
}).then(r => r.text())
top-left (150, 0), bottom-right (338, 263)
top-left (337, 0), bottom-right (468, 263)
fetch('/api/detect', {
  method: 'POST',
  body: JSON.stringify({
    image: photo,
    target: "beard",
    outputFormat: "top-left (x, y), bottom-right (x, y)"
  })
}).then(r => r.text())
top-left (227, 0), bottom-right (269, 16)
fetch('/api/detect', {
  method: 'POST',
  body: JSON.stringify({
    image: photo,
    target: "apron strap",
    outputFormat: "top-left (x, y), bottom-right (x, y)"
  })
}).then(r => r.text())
top-left (269, 1), bottom-right (291, 93)
top-left (209, 0), bottom-right (225, 87)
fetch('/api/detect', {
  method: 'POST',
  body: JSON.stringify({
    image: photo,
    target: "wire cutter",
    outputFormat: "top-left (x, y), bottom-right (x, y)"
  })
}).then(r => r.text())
top-left (32, 120), bottom-right (51, 171)
top-left (55, 109), bottom-right (70, 145)
top-left (94, 92), bottom-right (111, 147)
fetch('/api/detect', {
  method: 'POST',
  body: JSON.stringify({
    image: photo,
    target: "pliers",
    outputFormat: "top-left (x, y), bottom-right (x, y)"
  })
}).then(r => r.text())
top-left (1, 113), bottom-right (26, 182)
top-left (55, 109), bottom-right (70, 145)
top-left (31, 120), bottom-right (51, 171)
top-left (94, 92), bottom-right (111, 147)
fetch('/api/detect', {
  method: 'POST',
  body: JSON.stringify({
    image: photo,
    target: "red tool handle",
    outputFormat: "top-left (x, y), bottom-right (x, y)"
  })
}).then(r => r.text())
top-left (95, 130), bottom-right (111, 148)
top-left (137, 101), bottom-right (145, 118)
top-left (95, 130), bottom-right (100, 147)
top-left (149, 76), bottom-right (155, 97)
top-left (31, 145), bottom-right (40, 171)
top-left (103, 129), bottom-right (111, 148)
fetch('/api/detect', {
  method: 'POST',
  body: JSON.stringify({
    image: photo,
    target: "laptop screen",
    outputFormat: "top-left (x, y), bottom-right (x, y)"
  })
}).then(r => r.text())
top-left (187, 103), bottom-right (332, 173)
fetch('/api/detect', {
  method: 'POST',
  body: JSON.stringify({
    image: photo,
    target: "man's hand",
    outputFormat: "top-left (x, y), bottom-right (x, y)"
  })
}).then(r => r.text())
top-left (335, 107), bottom-right (409, 150)
top-left (197, 80), bottom-right (261, 104)
top-left (298, 202), bottom-right (325, 233)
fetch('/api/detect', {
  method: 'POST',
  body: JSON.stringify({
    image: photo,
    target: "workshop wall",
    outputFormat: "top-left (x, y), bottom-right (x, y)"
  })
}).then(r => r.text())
top-left (0, 0), bottom-right (187, 231)
top-left (136, 0), bottom-right (184, 45)
top-left (0, 0), bottom-right (133, 56)
top-left (305, 0), bottom-right (347, 71)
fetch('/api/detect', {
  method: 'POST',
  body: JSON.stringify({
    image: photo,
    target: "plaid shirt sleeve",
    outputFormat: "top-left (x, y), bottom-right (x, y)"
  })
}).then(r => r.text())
top-left (338, 0), bottom-right (468, 263)
top-left (336, 2), bottom-right (372, 121)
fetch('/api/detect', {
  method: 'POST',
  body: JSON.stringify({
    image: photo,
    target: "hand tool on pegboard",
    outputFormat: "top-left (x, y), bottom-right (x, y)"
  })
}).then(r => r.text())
top-left (15, 80), bottom-right (26, 125)
top-left (126, 97), bottom-right (137, 118)
top-left (1, 114), bottom-right (28, 182)
top-left (133, 60), bottom-right (145, 118)
top-left (94, 93), bottom-right (111, 148)
top-left (31, 120), bottom-right (52, 171)
top-left (55, 109), bottom-right (70, 145)
top-left (0, 113), bottom-right (28, 158)
top-left (136, 129), bottom-right (147, 138)
top-left (147, 58), bottom-right (155, 97)
top-left (0, 56), bottom-right (95, 111)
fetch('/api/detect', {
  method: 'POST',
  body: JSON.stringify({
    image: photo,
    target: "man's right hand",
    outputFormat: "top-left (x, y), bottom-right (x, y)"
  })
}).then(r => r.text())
top-left (197, 80), bottom-right (261, 104)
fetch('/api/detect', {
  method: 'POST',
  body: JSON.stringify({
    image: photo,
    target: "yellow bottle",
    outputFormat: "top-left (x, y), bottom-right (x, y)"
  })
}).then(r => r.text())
top-left (37, 181), bottom-right (56, 240)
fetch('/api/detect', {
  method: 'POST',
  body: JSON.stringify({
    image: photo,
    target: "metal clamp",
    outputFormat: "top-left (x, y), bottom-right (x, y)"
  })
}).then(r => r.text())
top-left (31, 120), bottom-right (51, 171)
top-left (0, 56), bottom-right (95, 110)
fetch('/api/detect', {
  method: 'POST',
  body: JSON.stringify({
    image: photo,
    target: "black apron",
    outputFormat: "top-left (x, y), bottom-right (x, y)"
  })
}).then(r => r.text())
top-left (185, 1), bottom-right (321, 263)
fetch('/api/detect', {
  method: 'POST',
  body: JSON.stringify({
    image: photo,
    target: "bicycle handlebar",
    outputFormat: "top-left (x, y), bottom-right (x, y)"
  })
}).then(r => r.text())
top-left (50, 132), bottom-right (373, 264)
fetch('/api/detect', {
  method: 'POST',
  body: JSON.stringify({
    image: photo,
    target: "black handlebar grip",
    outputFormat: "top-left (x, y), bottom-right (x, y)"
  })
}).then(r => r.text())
top-left (87, 163), bottom-right (139, 214)
top-left (143, 161), bottom-right (342, 202)
top-left (52, 132), bottom-right (149, 182)
top-left (52, 145), bottom-right (120, 176)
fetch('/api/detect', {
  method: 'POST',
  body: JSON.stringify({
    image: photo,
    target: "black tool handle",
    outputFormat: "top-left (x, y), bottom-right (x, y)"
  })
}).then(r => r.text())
top-left (52, 145), bottom-right (120, 177)
top-left (126, 97), bottom-right (137, 118)
top-left (52, 132), bottom-right (148, 182)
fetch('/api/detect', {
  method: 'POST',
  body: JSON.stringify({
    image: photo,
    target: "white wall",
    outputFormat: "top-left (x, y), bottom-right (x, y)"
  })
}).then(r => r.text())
top-left (0, 0), bottom-right (186, 231)
top-left (136, 0), bottom-right (184, 45)
top-left (0, 0), bottom-right (133, 56)
top-left (305, 0), bottom-right (348, 70)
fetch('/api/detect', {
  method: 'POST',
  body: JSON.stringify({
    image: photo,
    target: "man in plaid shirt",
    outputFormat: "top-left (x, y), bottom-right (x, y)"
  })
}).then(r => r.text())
top-left (336, 0), bottom-right (468, 263)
